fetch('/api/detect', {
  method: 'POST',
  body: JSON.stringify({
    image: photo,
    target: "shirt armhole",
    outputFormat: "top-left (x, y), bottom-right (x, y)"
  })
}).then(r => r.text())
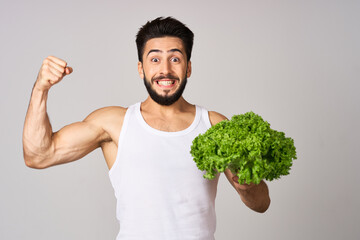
top-left (201, 107), bottom-right (212, 129)
top-left (109, 106), bottom-right (131, 176)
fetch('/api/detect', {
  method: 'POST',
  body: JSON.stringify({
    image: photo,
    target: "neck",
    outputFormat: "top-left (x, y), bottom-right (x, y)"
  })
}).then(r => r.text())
top-left (141, 96), bottom-right (193, 116)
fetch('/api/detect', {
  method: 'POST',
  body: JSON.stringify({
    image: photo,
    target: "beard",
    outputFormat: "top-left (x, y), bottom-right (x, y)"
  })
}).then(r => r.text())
top-left (143, 73), bottom-right (188, 106)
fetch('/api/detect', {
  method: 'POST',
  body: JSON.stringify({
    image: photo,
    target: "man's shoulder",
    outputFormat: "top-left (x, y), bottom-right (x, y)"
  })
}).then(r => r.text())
top-left (83, 106), bottom-right (127, 126)
top-left (80, 106), bottom-right (128, 143)
top-left (208, 111), bottom-right (228, 126)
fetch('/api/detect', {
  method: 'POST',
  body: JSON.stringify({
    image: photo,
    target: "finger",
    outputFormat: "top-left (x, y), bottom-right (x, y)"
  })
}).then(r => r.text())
top-left (48, 72), bottom-right (62, 85)
top-left (47, 55), bottom-right (67, 68)
top-left (47, 59), bottom-right (65, 73)
top-left (48, 65), bottom-right (64, 78)
top-left (65, 66), bottom-right (73, 75)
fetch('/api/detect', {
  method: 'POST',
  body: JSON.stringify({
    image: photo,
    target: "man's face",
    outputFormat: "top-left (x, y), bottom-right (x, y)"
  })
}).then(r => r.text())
top-left (138, 37), bottom-right (192, 106)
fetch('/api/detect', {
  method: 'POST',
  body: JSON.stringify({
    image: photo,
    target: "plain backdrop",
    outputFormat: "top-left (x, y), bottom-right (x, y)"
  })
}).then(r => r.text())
top-left (1, 0), bottom-right (359, 239)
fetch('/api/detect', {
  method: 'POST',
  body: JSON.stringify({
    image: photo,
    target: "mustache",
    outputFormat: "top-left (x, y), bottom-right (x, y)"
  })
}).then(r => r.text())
top-left (152, 74), bottom-right (180, 83)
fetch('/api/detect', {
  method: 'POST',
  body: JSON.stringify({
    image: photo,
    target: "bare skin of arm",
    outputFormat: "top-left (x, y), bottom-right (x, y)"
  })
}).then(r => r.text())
top-left (208, 111), bottom-right (271, 213)
top-left (22, 56), bottom-right (123, 169)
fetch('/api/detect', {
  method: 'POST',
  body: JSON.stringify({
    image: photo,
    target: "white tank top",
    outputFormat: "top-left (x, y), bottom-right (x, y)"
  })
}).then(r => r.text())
top-left (109, 102), bottom-right (219, 240)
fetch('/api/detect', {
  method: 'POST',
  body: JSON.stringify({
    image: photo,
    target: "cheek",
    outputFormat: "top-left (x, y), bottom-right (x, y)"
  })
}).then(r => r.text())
top-left (144, 67), bottom-right (157, 78)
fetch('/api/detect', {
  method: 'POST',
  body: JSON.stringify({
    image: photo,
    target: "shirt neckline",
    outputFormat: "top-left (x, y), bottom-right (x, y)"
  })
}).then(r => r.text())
top-left (134, 102), bottom-right (201, 137)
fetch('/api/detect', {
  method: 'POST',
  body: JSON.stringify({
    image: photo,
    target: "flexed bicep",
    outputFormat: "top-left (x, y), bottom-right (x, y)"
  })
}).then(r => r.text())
top-left (47, 119), bottom-right (109, 168)
top-left (24, 108), bottom-right (112, 169)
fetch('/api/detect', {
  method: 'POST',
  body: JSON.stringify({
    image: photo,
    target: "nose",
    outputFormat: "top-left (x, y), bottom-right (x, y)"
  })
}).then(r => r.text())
top-left (159, 60), bottom-right (171, 75)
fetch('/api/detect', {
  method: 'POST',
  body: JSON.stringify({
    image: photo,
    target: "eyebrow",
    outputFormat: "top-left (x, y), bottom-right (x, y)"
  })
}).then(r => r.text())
top-left (146, 48), bottom-right (184, 56)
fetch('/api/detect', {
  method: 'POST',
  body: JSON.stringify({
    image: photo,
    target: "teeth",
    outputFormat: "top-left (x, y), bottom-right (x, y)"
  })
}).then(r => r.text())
top-left (158, 80), bottom-right (174, 86)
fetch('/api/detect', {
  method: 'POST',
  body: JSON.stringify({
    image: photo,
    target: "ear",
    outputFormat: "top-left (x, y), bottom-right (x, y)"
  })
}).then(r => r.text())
top-left (138, 61), bottom-right (144, 79)
top-left (186, 60), bottom-right (192, 78)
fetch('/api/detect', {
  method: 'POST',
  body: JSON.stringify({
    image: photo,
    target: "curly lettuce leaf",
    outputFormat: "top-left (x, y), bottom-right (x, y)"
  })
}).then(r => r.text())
top-left (190, 112), bottom-right (297, 184)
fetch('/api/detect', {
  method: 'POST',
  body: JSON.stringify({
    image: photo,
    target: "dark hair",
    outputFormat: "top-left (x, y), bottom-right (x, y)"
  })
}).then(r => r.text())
top-left (136, 16), bottom-right (194, 62)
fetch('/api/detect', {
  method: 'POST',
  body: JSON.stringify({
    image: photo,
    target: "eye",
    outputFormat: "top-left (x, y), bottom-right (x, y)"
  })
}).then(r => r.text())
top-left (151, 58), bottom-right (159, 63)
top-left (170, 57), bottom-right (179, 62)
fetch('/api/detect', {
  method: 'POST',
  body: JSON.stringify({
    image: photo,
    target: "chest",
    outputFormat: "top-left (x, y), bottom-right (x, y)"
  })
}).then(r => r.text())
top-left (141, 114), bottom-right (194, 132)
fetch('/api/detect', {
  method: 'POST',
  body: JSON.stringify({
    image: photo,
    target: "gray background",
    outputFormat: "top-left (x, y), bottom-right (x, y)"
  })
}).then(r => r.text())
top-left (1, 0), bottom-right (359, 239)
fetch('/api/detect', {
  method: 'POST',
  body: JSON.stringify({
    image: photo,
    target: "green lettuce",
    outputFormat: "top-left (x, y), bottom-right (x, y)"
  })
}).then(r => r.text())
top-left (190, 112), bottom-right (297, 184)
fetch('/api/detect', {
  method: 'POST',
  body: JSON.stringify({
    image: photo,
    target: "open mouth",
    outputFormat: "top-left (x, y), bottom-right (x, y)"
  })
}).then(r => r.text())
top-left (155, 80), bottom-right (176, 88)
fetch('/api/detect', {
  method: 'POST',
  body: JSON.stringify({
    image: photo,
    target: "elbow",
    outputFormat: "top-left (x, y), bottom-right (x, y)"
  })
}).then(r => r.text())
top-left (24, 158), bottom-right (46, 169)
top-left (23, 149), bottom-right (50, 169)
top-left (24, 156), bottom-right (47, 169)
top-left (22, 139), bottom-right (55, 169)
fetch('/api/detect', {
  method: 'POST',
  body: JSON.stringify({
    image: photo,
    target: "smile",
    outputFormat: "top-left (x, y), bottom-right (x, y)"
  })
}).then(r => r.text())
top-left (156, 80), bottom-right (176, 88)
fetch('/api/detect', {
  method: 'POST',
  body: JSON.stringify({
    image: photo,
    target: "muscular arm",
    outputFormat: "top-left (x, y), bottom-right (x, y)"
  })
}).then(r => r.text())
top-left (208, 111), bottom-right (271, 213)
top-left (22, 56), bottom-right (111, 169)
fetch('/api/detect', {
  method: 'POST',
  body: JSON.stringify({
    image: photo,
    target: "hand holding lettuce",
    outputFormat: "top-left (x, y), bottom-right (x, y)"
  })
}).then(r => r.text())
top-left (190, 112), bottom-right (297, 185)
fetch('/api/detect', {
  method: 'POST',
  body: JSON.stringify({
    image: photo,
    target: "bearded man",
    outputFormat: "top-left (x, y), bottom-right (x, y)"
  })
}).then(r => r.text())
top-left (23, 17), bottom-right (270, 240)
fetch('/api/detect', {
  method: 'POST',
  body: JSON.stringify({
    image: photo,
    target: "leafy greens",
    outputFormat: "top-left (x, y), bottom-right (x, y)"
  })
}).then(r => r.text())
top-left (190, 112), bottom-right (297, 184)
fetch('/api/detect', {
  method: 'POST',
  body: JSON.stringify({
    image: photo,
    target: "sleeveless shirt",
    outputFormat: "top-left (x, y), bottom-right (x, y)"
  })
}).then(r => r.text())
top-left (108, 102), bottom-right (219, 240)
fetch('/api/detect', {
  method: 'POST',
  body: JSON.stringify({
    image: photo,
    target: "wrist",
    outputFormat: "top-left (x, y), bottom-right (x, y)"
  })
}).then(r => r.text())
top-left (33, 81), bottom-right (50, 94)
top-left (31, 83), bottom-right (50, 105)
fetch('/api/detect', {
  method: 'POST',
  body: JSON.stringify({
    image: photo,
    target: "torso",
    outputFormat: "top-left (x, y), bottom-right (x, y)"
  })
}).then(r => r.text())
top-left (98, 102), bottom-right (226, 170)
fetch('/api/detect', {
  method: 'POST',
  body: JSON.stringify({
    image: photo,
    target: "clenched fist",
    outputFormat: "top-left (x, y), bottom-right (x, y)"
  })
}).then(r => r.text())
top-left (35, 56), bottom-right (73, 91)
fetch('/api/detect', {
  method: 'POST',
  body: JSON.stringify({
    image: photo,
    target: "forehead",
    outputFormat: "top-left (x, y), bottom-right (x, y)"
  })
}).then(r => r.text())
top-left (144, 37), bottom-right (185, 54)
